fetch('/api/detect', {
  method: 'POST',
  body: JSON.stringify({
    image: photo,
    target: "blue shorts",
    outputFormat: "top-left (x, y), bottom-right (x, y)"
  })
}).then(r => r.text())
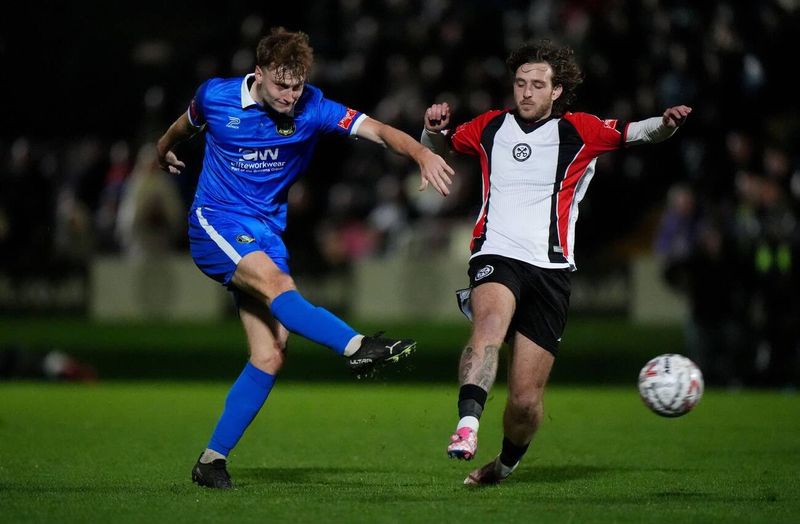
top-left (188, 206), bottom-right (290, 286)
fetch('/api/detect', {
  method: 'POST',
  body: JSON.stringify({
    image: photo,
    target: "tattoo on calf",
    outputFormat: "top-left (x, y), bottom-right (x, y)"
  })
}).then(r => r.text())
top-left (459, 344), bottom-right (499, 390)
top-left (477, 345), bottom-right (500, 390)
top-left (459, 346), bottom-right (475, 384)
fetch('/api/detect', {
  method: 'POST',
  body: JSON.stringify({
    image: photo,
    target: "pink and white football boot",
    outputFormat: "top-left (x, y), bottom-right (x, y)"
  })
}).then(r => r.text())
top-left (447, 427), bottom-right (478, 460)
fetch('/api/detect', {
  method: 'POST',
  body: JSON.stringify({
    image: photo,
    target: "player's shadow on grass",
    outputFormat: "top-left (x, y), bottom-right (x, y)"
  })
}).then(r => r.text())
top-left (238, 464), bottom-right (616, 487)
top-left (511, 464), bottom-right (612, 483)
top-left (237, 466), bottom-right (392, 486)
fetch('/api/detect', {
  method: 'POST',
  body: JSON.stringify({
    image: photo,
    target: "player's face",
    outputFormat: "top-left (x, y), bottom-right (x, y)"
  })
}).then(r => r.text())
top-left (255, 65), bottom-right (304, 114)
top-left (513, 62), bottom-right (563, 121)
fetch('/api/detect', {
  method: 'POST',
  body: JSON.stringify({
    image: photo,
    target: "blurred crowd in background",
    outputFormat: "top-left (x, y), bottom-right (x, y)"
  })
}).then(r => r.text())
top-left (1, 0), bottom-right (798, 386)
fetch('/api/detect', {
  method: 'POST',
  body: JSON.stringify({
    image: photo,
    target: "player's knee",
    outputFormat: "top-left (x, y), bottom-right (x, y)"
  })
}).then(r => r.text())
top-left (274, 340), bottom-right (288, 363)
top-left (266, 273), bottom-right (296, 300)
top-left (507, 392), bottom-right (543, 424)
top-left (250, 349), bottom-right (286, 373)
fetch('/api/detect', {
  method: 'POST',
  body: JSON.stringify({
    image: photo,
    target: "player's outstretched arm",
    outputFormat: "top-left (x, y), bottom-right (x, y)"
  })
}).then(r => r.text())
top-left (356, 117), bottom-right (455, 196)
top-left (156, 113), bottom-right (198, 175)
top-left (625, 105), bottom-right (693, 146)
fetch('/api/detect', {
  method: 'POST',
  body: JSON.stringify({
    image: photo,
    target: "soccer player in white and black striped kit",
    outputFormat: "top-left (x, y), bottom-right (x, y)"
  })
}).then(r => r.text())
top-left (421, 39), bottom-right (691, 485)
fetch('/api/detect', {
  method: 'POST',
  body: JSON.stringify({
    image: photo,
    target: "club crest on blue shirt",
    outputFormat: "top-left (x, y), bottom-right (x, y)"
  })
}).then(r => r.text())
top-left (276, 116), bottom-right (296, 136)
top-left (236, 234), bottom-right (255, 244)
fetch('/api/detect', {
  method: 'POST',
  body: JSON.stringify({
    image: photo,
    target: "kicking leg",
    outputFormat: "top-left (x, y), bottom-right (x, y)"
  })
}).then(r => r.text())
top-left (448, 283), bottom-right (515, 460)
top-left (232, 251), bottom-right (359, 354)
top-left (233, 251), bottom-right (415, 376)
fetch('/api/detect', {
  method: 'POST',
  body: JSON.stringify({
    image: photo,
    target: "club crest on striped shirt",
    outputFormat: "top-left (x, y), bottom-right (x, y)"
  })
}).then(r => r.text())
top-left (236, 234), bottom-right (255, 244)
top-left (512, 143), bottom-right (531, 162)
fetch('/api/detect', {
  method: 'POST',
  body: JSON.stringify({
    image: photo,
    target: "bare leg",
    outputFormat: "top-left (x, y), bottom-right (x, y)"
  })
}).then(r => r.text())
top-left (238, 291), bottom-right (289, 374)
top-left (459, 283), bottom-right (516, 390)
top-left (231, 251), bottom-right (296, 305)
top-left (448, 283), bottom-right (517, 460)
top-left (502, 332), bottom-right (555, 451)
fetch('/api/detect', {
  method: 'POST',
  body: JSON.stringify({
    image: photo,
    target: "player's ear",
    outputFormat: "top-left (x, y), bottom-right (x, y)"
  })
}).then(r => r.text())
top-left (552, 84), bottom-right (563, 101)
top-left (254, 65), bottom-right (264, 83)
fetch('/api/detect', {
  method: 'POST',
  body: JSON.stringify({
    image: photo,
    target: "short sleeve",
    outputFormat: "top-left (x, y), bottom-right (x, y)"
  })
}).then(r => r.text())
top-left (450, 110), bottom-right (507, 156)
top-left (187, 80), bottom-right (211, 128)
top-left (562, 112), bottom-right (627, 154)
top-left (315, 97), bottom-right (365, 136)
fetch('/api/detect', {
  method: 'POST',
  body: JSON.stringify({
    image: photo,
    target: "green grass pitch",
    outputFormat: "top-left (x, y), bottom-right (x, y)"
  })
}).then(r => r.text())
top-left (1, 381), bottom-right (798, 523)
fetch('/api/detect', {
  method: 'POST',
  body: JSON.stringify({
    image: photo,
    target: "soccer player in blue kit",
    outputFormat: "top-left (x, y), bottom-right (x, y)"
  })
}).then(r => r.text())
top-left (157, 27), bottom-right (454, 489)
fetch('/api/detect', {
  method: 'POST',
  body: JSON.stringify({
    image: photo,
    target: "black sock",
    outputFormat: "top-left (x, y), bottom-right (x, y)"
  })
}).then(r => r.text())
top-left (458, 384), bottom-right (488, 419)
top-left (499, 436), bottom-right (530, 468)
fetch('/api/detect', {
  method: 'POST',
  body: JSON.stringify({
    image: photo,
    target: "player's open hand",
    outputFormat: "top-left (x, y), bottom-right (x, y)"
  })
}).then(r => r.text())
top-left (662, 105), bottom-right (692, 128)
top-left (159, 150), bottom-right (186, 175)
top-left (425, 103), bottom-right (451, 132)
top-left (418, 149), bottom-right (455, 196)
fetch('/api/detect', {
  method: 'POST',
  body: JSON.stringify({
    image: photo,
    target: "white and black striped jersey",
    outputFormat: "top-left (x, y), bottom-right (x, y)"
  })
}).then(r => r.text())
top-left (450, 110), bottom-right (629, 271)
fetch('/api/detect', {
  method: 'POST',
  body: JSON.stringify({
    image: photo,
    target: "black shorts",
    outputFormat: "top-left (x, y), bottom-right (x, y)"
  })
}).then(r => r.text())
top-left (458, 254), bottom-right (571, 356)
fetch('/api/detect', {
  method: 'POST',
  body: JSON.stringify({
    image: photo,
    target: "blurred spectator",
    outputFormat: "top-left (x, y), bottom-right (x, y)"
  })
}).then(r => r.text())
top-left (654, 184), bottom-right (698, 267)
top-left (749, 178), bottom-right (799, 387)
top-left (116, 143), bottom-right (184, 259)
top-left (368, 175), bottom-right (410, 254)
top-left (95, 140), bottom-right (133, 252)
top-left (115, 143), bottom-right (184, 318)
top-left (0, 138), bottom-right (55, 275)
top-left (655, 186), bottom-right (749, 386)
top-left (53, 187), bottom-right (94, 270)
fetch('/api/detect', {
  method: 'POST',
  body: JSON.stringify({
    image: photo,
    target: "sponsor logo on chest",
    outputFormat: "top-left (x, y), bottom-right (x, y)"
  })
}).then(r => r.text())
top-left (240, 147), bottom-right (280, 161)
top-left (232, 147), bottom-right (287, 173)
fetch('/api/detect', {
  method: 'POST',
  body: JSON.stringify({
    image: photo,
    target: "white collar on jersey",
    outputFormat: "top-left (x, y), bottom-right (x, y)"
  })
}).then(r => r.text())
top-left (240, 74), bottom-right (257, 109)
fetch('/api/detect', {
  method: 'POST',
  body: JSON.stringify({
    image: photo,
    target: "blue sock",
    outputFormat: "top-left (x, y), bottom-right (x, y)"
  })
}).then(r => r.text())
top-left (270, 290), bottom-right (357, 355)
top-left (207, 362), bottom-right (276, 456)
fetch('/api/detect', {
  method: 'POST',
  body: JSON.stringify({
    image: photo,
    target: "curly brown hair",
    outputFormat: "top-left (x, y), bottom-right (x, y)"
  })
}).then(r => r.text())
top-left (256, 27), bottom-right (314, 81)
top-left (506, 39), bottom-right (583, 115)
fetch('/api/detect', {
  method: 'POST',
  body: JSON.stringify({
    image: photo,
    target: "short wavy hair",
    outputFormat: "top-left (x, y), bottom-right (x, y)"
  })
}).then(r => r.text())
top-left (506, 39), bottom-right (583, 115)
top-left (256, 27), bottom-right (314, 81)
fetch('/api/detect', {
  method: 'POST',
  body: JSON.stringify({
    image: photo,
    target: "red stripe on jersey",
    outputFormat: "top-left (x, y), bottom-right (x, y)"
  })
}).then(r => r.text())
top-left (556, 146), bottom-right (595, 257)
top-left (470, 143), bottom-right (492, 250)
top-left (556, 112), bottom-right (625, 258)
top-left (449, 109), bottom-right (507, 251)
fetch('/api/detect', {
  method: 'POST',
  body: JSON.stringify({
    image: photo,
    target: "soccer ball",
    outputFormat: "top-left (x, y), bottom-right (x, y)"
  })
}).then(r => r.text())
top-left (638, 354), bottom-right (704, 417)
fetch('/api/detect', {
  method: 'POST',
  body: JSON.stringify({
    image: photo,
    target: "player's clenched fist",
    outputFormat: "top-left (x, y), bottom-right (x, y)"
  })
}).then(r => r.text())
top-left (425, 103), bottom-right (451, 132)
top-left (662, 105), bottom-right (692, 128)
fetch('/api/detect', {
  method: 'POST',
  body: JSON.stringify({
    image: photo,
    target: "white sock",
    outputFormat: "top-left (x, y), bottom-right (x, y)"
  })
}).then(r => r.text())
top-left (200, 448), bottom-right (226, 464)
top-left (456, 416), bottom-right (480, 433)
top-left (343, 335), bottom-right (365, 357)
top-left (495, 457), bottom-right (518, 478)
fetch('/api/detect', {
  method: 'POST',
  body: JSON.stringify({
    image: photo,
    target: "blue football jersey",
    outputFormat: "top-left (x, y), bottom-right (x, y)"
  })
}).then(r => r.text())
top-left (187, 74), bottom-right (365, 232)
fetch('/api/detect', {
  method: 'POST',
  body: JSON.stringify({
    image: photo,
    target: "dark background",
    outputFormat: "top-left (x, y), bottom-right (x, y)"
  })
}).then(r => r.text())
top-left (1, 1), bottom-right (798, 387)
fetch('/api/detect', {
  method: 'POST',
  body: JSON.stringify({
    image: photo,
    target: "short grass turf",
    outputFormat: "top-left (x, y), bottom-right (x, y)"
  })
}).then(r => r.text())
top-left (1, 382), bottom-right (798, 523)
